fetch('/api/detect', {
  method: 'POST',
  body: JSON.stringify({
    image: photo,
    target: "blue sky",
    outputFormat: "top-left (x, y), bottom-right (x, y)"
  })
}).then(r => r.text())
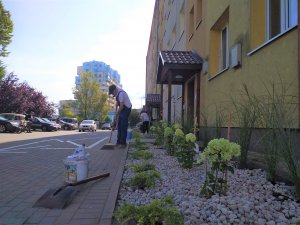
top-left (2, 0), bottom-right (155, 109)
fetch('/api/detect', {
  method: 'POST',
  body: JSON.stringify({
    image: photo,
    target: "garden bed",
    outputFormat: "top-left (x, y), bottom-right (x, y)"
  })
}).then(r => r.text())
top-left (113, 140), bottom-right (300, 225)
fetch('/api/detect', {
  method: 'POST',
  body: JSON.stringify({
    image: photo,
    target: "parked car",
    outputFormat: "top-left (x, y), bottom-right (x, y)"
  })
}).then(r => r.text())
top-left (79, 120), bottom-right (97, 132)
top-left (59, 120), bottom-right (77, 130)
top-left (31, 117), bottom-right (57, 131)
top-left (42, 118), bottom-right (61, 130)
top-left (61, 117), bottom-right (78, 129)
top-left (0, 113), bottom-right (26, 127)
top-left (0, 116), bottom-right (18, 133)
top-left (101, 122), bottom-right (112, 130)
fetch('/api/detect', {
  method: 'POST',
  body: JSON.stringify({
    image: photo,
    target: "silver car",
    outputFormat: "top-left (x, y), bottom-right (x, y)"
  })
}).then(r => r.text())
top-left (79, 120), bottom-right (97, 132)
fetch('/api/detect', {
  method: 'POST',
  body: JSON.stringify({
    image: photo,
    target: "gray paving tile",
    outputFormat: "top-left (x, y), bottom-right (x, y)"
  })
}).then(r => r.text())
top-left (38, 216), bottom-right (57, 225)
top-left (68, 218), bottom-right (98, 225)
top-left (0, 207), bottom-right (12, 217)
top-left (0, 135), bottom-right (129, 225)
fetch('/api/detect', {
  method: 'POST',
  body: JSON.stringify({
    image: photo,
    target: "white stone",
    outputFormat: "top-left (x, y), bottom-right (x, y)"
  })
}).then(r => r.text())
top-left (117, 145), bottom-right (300, 225)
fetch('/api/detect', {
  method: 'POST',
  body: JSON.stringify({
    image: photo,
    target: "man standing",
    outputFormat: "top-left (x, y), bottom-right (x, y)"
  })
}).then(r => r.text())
top-left (140, 110), bottom-right (150, 134)
top-left (109, 84), bottom-right (132, 149)
top-left (25, 111), bottom-right (34, 133)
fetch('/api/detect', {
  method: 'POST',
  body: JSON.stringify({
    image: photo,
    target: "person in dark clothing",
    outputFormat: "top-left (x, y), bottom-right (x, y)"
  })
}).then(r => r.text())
top-left (109, 84), bottom-right (132, 149)
top-left (25, 111), bottom-right (34, 133)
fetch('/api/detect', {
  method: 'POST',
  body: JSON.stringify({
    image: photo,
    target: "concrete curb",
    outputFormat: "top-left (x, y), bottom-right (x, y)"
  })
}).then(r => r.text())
top-left (98, 145), bottom-right (129, 225)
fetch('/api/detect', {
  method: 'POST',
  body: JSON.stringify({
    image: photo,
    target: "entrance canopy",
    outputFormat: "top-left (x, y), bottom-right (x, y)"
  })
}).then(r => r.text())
top-left (156, 51), bottom-right (203, 84)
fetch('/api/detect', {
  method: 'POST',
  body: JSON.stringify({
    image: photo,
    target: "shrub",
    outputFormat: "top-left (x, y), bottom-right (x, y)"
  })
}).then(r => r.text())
top-left (173, 130), bottom-right (196, 169)
top-left (114, 196), bottom-right (184, 225)
top-left (164, 126), bottom-right (175, 155)
top-left (131, 163), bottom-right (156, 173)
top-left (151, 121), bottom-right (168, 146)
top-left (199, 138), bottom-right (241, 197)
top-left (176, 132), bottom-right (196, 169)
top-left (130, 149), bottom-right (153, 160)
top-left (128, 170), bottom-right (160, 189)
top-left (132, 130), bottom-right (145, 149)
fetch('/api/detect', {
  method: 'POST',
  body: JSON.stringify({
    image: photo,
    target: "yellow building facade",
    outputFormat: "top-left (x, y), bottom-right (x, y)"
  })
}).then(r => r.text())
top-left (146, 0), bottom-right (299, 129)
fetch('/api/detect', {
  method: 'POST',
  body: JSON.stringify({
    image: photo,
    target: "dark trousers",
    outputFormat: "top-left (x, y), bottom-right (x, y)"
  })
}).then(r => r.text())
top-left (117, 107), bottom-right (131, 145)
top-left (142, 121), bottom-right (149, 133)
top-left (27, 121), bottom-right (32, 132)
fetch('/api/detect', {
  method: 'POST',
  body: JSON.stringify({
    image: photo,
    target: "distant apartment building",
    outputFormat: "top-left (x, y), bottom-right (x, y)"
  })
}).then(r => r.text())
top-left (75, 60), bottom-right (122, 112)
top-left (76, 60), bottom-right (121, 92)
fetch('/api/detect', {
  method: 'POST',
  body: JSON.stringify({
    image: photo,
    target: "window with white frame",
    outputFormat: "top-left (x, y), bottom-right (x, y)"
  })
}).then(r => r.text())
top-left (220, 25), bottom-right (229, 70)
top-left (266, 0), bottom-right (298, 40)
top-left (209, 7), bottom-right (229, 76)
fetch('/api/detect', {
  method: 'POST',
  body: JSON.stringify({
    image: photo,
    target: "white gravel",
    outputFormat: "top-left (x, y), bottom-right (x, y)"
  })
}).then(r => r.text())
top-left (116, 143), bottom-right (300, 225)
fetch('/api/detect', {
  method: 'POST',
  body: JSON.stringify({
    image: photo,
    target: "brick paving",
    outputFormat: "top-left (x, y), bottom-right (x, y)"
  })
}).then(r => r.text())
top-left (0, 132), bottom-right (128, 225)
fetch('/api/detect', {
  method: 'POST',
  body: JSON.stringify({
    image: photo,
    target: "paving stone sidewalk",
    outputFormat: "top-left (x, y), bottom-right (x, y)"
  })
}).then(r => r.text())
top-left (0, 139), bottom-right (128, 225)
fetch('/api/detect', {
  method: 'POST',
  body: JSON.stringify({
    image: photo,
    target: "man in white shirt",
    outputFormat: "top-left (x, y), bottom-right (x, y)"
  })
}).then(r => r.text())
top-left (140, 111), bottom-right (150, 133)
top-left (109, 85), bottom-right (132, 148)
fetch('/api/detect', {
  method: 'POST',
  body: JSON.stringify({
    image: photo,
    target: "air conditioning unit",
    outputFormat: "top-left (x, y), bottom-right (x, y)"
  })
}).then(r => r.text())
top-left (231, 43), bottom-right (241, 68)
top-left (202, 60), bottom-right (208, 75)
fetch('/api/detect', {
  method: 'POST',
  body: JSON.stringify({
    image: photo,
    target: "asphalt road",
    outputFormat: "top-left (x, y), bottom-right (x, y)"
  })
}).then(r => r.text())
top-left (0, 130), bottom-right (120, 225)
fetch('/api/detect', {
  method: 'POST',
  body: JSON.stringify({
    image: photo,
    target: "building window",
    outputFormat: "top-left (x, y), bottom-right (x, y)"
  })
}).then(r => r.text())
top-left (196, 0), bottom-right (203, 27)
top-left (189, 6), bottom-right (194, 38)
top-left (209, 8), bottom-right (229, 76)
top-left (266, 0), bottom-right (298, 39)
top-left (220, 26), bottom-right (229, 70)
top-left (250, 0), bottom-right (297, 49)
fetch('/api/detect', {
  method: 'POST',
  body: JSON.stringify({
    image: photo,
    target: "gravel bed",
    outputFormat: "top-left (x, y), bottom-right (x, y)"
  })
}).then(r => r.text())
top-left (116, 143), bottom-right (300, 225)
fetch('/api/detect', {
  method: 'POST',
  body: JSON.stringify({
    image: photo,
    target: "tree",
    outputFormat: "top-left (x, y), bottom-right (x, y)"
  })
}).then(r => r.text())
top-left (73, 72), bottom-right (109, 120)
top-left (0, 1), bottom-right (13, 79)
top-left (60, 103), bottom-right (76, 118)
top-left (0, 73), bottom-right (56, 116)
top-left (129, 109), bottom-right (141, 127)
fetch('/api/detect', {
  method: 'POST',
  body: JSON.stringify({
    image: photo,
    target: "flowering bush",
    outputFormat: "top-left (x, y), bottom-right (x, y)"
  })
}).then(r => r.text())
top-left (164, 127), bottom-right (174, 137)
top-left (174, 128), bottom-right (184, 137)
top-left (199, 138), bottom-right (241, 197)
top-left (185, 133), bottom-right (196, 143)
top-left (164, 126), bottom-right (175, 155)
top-left (173, 130), bottom-right (196, 169)
top-left (199, 138), bottom-right (240, 163)
top-left (173, 128), bottom-right (185, 157)
top-left (172, 123), bottom-right (182, 130)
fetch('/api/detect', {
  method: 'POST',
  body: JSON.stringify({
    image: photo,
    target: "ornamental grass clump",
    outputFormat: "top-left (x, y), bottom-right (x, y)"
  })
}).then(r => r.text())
top-left (132, 130), bottom-right (148, 150)
top-left (199, 138), bottom-right (241, 197)
top-left (164, 126), bottom-right (175, 155)
top-left (130, 149), bottom-right (153, 160)
top-left (131, 163), bottom-right (156, 173)
top-left (128, 170), bottom-right (160, 189)
top-left (114, 196), bottom-right (184, 225)
top-left (151, 121), bottom-right (168, 146)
